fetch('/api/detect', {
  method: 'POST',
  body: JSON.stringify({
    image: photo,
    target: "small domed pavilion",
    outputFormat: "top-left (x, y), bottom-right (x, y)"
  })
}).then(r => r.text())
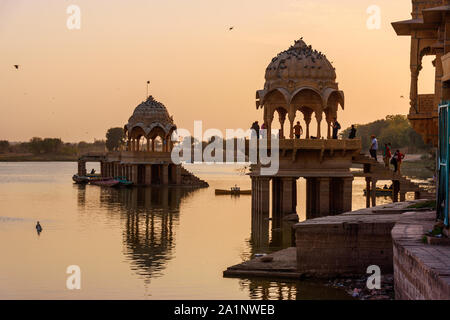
top-left (78, 95), bottom-right (208, 187)
top-left (256, 39), bottom-right (344, 139)
top-left (124, 95), bottom-right (177, 152)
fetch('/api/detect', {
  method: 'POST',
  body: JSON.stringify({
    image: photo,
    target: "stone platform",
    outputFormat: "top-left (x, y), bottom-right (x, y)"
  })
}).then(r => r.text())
top-left (224, 201), bottom-right (427, 280)
top-left (392, 211), bottom-right (450, 300)
top-left (223, 248), bottom-right (300, 279)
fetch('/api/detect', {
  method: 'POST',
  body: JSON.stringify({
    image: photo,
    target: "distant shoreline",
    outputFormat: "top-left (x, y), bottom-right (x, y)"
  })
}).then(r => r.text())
top-left (0, 154), bottom-right (78, 162)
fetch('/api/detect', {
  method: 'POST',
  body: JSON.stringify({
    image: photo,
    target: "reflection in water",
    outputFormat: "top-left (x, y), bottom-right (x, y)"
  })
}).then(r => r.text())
top-left (250, 211), bottom-right (297, 256)
top-left (238, 278), bottom-right (351, 300)
top-left (77, 185), bottom-right (199, 281)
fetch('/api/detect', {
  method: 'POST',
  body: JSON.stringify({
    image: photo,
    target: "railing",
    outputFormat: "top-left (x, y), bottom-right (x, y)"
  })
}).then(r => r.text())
top-left (438, 102), bottom-right (449, 226)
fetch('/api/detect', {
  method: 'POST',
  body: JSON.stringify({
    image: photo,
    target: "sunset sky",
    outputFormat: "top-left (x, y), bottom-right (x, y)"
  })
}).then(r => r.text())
top-left (0, 0), bottom-right (436, 142)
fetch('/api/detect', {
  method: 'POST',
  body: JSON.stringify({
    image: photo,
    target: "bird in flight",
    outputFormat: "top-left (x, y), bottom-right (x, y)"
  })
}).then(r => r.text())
top-left (14, 65), bottom-right (19, 69)
top-left (229, 26), bottom-right (234, 31)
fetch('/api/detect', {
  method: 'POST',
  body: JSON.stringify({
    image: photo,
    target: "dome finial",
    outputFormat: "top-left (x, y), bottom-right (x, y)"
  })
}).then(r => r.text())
top-left (146, 80), bottom-right (150, 99)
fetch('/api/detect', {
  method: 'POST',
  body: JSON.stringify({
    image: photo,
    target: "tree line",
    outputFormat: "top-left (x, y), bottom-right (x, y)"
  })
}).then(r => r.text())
top-left (0, 127), bottom-right (125, 156)
top-left (340, 115), bottom-right (432, 153)
top-left (0, 138), bottom-right (107, 156)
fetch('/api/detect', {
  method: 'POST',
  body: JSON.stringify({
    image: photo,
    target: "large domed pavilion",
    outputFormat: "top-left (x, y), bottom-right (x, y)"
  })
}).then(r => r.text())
top-left (256, 38), bottom-right (345, 139)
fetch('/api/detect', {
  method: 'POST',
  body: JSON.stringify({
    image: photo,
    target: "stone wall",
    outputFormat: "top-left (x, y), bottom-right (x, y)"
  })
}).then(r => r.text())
top-left (392, 211), bottom-right (450, 300)
top-left (295, 210), bottom-right (402, 277)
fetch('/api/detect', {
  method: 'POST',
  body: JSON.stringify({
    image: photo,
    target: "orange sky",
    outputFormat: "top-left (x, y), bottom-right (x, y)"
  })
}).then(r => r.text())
top-left (0, 0), bottom-right (436, 142)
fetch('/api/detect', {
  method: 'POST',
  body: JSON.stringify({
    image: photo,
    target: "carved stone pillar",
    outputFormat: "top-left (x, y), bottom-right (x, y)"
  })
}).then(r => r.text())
top-left (281, 177), bottom-right (296, 215)
top-left (326, 110), bottom-right (333, 139)
top-left (315, 111), bottom-right (322, 138)
top-left (317, 177), bottom-right (330, 216)
top-left (303, 111), bottom-right (312, 139)
top-left (410, 65), bottom-right (419, 114)
top-left (365, 177), bottom-right (371, 208)
top-left (371, 179), bottom-right (377, 207)
top-left (260, 178), bottom-right (270, 215)
top-left (435, 51), bottom-right (444, 108)
top-left (342, 177), bottom-right (353, 213)
top-left (288, 110), bottom-right (296, 139)
top-left (272, 178), bottom-right (282, 223)
top-left (161, 164), bottom-right (169, 185)
top-left (145, 164), bottom-right (152, 185)
top-left (131, 165), bottom-right (138, 185)
top-left (279, 112), bottom-right (286, 139)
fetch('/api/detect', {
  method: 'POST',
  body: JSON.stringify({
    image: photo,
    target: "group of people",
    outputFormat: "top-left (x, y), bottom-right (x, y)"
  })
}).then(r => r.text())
top-left (250, 117), bottom-right (345, 140)
top-left (369, 135), bottom-right (405, 174)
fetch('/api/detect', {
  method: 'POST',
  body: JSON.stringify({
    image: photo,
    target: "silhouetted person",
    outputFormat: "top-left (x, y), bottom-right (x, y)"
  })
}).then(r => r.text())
top-left (90, 169), bottom-right (96, 174)
top-left (383, 143), bottom-right (392, 168)
top-left (332, 118), bottom-right (341, 139)
top-left (349, 125), bottom-right (356, 139)
top-left (251, 121), bottom-right (260, 139)
top-left (369, 135), bottom-right (378, 161)
top-left (261, 122), bottom-right (267, 139)
top-left (393, 150), bottom-right (405, 174)
top-left (294, 121), bottom-right (303, 139)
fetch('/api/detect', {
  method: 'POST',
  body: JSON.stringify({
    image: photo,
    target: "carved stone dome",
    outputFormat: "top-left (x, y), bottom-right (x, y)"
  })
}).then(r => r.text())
top-left (256, 38), bottom-right (344, 114)
top-left (264, 39), bottom-right (337, 92)
top-left (125, 95), bottom-right (176, 138)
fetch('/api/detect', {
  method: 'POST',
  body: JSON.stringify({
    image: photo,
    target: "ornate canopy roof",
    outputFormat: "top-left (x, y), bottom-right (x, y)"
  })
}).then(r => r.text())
top-left (125, 95), bottom-right (176, 138)
top-left (256, 38), bottom-right (344, 112)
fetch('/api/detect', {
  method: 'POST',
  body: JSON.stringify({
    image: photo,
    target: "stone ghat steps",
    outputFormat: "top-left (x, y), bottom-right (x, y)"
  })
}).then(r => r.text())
top-left (352, 154), bottom-right (434, 197)
top-left (180, 166), bottom-right (209, 187)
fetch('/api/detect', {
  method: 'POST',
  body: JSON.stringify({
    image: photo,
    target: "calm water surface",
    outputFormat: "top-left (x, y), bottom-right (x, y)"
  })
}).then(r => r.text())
top-left (0, 162), bottom-right (406, 299)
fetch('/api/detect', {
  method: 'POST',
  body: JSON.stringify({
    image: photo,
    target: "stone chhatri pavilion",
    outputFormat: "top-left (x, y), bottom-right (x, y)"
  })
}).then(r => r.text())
top-left (256, 39), bottom-right (345, 139)
top-left (78, 95), bottom-right (208, 187)
top-left (250, 39), bottom-right (361, 226)
top-left (124, 95), bottom-right (177, 153)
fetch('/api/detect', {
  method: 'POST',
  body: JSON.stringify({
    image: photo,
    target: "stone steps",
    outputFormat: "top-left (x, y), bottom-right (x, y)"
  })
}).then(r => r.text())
top-left (180, 166), bottom-right (209, 187)
top-left (352, 154), bottom-right (434, 198)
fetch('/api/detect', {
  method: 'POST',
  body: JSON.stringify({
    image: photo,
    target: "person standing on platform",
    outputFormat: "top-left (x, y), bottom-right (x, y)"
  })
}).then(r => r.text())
top-left (332, 118), bottom-right (341, 139)
top-left (394, 150), bottom-right (405, 174)
top-left (294, 121), bottom-right (303, 139)
top-left (383, 143), bottom-right (392, 168)
top-left (369, 135), bottom-right (378, 161)
top-left (261, 122), bottom-right (267, 139)
top-left (251, 121), bottom-right (260, 140)
top-left (348, 125), bottom-right (357, 139)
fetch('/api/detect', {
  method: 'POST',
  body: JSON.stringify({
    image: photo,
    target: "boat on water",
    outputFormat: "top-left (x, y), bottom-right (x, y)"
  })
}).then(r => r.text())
top-left (72, 174), bottom-right (90, 184)
top-left (215, 186), bottom-right (251, 196)
top-left (114, 176), bottom-right (133, 187)
top-left (86, 173), bottom-right (102, 178)
top-left (90, 178), bottom-right (120, 187)
top-left (363, 187), bottom-right (393, 197)
top-left (73, 174), bottom-right (133, 187)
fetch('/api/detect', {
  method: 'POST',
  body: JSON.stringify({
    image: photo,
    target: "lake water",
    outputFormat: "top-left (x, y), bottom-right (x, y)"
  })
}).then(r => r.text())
top-left (0, 162), bottom-right (408, 300)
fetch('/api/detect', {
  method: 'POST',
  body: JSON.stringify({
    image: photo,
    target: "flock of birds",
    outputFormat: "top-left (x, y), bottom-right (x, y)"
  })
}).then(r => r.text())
top-left (267, 37), bottom-right (332, 73)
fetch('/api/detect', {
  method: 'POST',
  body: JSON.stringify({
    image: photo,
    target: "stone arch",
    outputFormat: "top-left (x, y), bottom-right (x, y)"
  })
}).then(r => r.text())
top-left (323, 89), bottom-right (344, 111)
top-left (290, 87), bottom-right (324, 114)
top-left (148, 126), bottom-right (171, 152)
top-left (148, 125), bottom-right (167, 140)
top-left (261, 88), bottom-right (290, 106)
top-left (129, 125), bottom-right (146, 140)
